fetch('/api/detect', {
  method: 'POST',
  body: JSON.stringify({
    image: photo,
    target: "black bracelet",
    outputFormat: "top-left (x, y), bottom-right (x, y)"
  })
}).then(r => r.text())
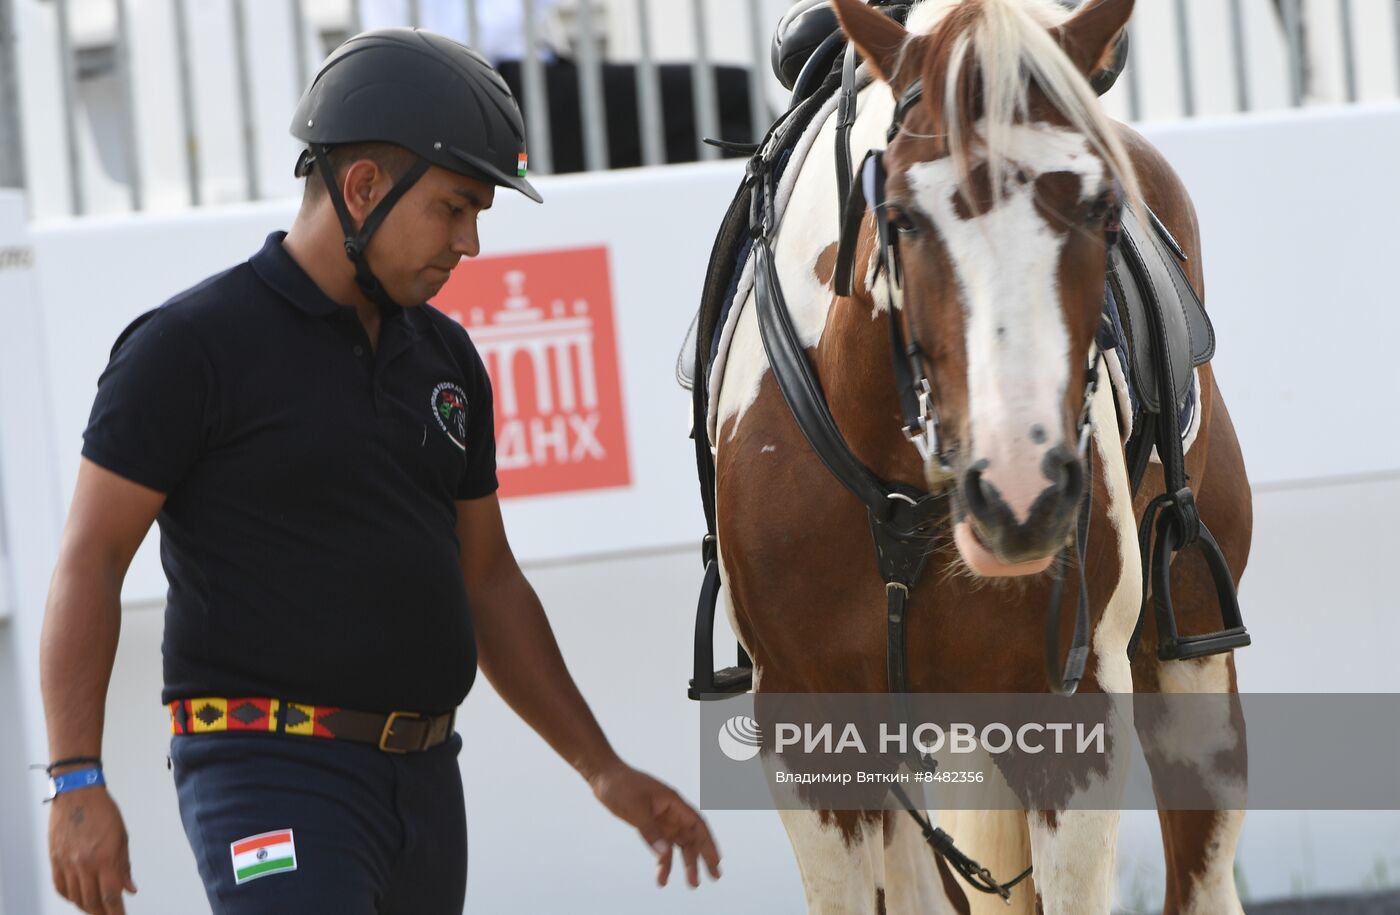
top-left (45, 756), bottom-right (102, 775)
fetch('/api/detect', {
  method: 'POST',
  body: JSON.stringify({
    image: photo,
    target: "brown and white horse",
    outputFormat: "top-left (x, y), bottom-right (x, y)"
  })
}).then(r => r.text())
top-left (710, 0), bottom-right (1251, 911)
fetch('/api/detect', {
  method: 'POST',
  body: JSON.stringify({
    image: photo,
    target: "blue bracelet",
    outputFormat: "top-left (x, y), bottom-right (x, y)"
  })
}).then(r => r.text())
top-left (45, 767), bottom-right (105, 802)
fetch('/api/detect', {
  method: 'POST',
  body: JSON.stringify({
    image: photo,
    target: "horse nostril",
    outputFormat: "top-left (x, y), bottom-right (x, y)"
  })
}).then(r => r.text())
top-left (1042, 445), bottom-right (1084, 505)
top-left (961, 460), bottom-right (994, 521)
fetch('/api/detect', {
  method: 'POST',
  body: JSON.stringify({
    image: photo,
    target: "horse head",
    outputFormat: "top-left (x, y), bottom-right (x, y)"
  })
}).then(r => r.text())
top-left (834, 0), bottom-right (1141, 578)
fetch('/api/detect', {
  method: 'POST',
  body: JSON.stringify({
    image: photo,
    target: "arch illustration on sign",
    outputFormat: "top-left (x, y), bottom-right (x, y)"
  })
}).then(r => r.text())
top-left (433, 246), bottom-right (631, 499)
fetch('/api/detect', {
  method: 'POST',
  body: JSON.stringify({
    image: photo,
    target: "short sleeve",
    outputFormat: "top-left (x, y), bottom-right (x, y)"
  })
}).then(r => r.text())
top-left (81, 308), bottom-right (218, 494)
top-left (456, 344), bottom-right (498, 500)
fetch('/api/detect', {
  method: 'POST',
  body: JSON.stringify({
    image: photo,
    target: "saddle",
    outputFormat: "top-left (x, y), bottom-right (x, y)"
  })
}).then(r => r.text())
top-left (680, 3), bottom-right (1246, 702)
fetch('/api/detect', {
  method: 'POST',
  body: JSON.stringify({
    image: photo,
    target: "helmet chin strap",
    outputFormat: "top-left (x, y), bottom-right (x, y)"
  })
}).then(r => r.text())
top-left (310, 145), bottom-right (431, 311)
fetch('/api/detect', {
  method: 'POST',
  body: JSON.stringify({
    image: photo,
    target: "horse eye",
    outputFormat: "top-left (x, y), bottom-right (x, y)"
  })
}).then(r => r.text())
top-left (1086, 192), bottom-right (1115, 225)
top-left (887, 206), bottom-right (919, 236)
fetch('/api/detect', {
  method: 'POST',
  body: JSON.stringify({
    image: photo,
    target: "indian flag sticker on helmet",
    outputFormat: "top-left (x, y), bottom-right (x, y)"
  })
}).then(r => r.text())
top-left (231, 829), bottom-right (297, 885)
top-left (517, 153), bottom-right (528, 177)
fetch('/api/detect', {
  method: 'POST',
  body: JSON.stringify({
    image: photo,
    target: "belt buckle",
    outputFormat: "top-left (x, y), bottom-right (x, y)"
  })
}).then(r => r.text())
top-left (379, 711), bottom-right (424, 754)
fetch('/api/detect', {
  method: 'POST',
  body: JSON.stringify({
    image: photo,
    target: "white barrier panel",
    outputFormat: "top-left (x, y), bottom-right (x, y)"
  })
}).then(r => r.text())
top-left (0, 191), bottom-right (46, 624)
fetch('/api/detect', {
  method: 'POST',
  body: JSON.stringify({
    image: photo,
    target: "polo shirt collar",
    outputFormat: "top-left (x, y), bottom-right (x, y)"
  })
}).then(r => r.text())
top-left (251, 231), bottom-right (425, 328)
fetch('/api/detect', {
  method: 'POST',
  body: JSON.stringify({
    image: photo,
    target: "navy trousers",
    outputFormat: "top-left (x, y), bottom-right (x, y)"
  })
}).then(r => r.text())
top-left (170, 731), bottom-right (467, 914)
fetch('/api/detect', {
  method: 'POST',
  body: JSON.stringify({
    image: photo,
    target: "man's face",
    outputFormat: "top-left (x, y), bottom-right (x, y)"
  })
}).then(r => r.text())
top-left (361, 164), bottom-right (496, 307)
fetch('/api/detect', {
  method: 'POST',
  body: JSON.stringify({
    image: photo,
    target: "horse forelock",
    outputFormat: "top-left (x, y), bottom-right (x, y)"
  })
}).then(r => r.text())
top-left (904, 0), bottom-right (1141, 214)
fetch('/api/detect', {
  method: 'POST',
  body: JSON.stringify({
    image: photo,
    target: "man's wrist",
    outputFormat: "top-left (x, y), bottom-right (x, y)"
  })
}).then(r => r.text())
top-left (46, 755), bottom-right (103, 776)
top-left (576, 746), bottom-right (623, 785)
top-left (45, 766), bottom-right (106, 803)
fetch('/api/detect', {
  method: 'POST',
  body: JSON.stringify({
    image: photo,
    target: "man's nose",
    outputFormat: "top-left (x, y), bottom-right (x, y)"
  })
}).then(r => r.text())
top-left (453, 219), bottom-right (481, 259)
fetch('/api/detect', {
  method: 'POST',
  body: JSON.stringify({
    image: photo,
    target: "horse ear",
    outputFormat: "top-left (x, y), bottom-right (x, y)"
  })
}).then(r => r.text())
top-left (1056, 0), bottom-right (1135, 77)
top-left (832, 0), bottom-right (909, 85)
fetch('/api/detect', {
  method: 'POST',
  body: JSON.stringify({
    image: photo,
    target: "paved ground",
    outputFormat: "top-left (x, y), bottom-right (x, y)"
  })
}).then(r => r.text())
top-left (1245, 890), bottom-right (1400, 914)
top-left (1115, 890), bottom-right (1400, 915)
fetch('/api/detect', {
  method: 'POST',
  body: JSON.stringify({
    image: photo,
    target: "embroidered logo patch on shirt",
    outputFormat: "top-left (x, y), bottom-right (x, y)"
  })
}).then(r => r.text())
top-left (231, 829), bottom-right (297, 885)
top-left (431, 382), bottom-right (469, 451)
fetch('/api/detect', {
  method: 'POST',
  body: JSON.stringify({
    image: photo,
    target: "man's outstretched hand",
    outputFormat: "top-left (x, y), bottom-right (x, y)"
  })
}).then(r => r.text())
top-left (48, 788), bottom-right (137, 914)
top-left (589, 760), bottom-right (722, 888)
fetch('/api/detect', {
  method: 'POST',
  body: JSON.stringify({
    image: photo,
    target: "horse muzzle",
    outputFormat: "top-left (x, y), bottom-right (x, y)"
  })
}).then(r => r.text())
top-left (953, 445), bottom-right (1084, 577)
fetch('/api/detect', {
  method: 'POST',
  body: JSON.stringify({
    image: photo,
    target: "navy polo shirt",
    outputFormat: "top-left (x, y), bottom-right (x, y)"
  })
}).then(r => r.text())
top-left (82, 232), bottom-right (497, 714)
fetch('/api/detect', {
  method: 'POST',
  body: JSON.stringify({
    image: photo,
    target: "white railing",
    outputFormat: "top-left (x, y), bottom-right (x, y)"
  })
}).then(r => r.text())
top-left (2, 0), bottom-right (1398, 219)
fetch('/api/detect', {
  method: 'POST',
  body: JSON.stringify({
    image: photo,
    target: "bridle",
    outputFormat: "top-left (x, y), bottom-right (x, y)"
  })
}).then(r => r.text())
top-left (834, 78), bottom-right (1124, 501)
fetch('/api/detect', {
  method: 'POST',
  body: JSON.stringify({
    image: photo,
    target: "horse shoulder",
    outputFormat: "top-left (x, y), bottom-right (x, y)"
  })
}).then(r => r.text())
top-left (1111, 121), bottom-right (1206, 294)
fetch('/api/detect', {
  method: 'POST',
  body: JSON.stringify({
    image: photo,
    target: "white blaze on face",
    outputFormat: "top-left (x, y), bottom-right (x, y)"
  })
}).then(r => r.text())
top-left (906, 124), bottom-right (1104, 523)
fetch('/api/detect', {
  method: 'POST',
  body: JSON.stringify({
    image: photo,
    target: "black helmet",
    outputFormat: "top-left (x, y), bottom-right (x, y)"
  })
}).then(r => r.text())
top-left (292, 28), bottom-right (541, 203)
top-left (290, 28), bottom-right (540, 309)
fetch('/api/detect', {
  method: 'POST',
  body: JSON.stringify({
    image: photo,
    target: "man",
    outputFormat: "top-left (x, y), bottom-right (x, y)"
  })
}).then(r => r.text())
top-left (40, 28), bottom-right (720, 915)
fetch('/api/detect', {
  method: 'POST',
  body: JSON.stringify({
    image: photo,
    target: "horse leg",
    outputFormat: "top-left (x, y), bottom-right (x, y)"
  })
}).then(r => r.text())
top-left (1134, 650), bottom-right (1247, 915)
top-left (1026, 809), bottom-right (1123, 913)
top-left (882, 810), bottom-right (971, 915)
top-left (777, 809), bottom-right (887, 914)
top-left (1132, 374), bottom-right (1251, 915)
top-left (1145, 658), bottom-right (1246, 915)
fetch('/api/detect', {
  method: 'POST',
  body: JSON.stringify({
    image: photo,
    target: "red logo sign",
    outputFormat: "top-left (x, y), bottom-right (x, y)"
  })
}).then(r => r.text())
top-left (432, 246), bottom-right (631, 499)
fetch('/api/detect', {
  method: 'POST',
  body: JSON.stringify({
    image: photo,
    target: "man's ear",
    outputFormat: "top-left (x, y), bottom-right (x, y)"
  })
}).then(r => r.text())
top-left (1055, 0), bottom-right (1135, 78)
top-left (831, 0), bottom-right (910, 85)
top-left (341, 159), bottom-right (386, 222)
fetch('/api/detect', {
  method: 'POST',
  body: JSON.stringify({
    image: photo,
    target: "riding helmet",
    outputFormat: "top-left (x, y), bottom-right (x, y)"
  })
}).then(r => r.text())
top-left (291, 28), bottom-right (541, 203)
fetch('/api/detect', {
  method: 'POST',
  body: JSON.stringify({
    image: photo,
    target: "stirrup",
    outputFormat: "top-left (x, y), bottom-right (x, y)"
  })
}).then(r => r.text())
top-left (1151, 513), bottom-right (1252, 662)
top-left (689, 666), bottom-right (754, 700)
top-left (688, 557), bottom-right (755, 700)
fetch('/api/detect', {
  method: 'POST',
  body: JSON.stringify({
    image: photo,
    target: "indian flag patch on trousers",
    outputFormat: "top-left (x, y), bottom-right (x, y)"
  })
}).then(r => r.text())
top-left (231, 829), bottom-right (297, 885)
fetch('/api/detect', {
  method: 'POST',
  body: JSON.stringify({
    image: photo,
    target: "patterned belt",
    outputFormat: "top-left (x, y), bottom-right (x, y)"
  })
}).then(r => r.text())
top-left (169, 698), bottom-right (455, 754)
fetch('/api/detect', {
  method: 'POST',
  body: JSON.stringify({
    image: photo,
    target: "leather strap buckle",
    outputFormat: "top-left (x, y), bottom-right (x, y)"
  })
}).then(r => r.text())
top-left (1162, 486), bottom-right (1201, 548)
top-left (379, 711), bottom-right (425, 754)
